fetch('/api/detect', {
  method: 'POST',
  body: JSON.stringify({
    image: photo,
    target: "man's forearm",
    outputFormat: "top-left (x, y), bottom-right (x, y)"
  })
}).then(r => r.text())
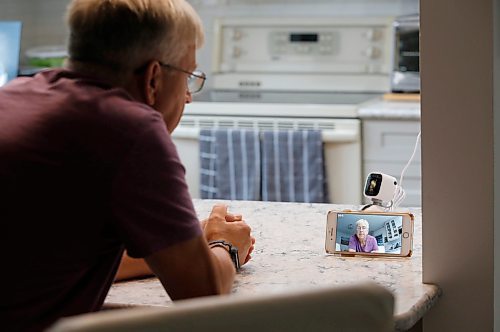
top-left (115, 253), bottom-right (153, 281)
top-left (117, 247), bottom-right (235, 292)
top-left (209, 246), bottom-right (236, 294)
top-left (144, 236), bottom-right (236, 300)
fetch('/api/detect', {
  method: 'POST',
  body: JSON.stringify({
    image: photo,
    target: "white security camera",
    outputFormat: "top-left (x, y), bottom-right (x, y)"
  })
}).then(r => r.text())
top-left (363, 172), bottom-right (398, 205)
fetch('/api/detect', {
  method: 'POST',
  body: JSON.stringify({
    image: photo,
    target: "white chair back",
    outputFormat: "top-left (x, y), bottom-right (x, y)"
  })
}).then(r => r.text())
top-left (48, 282), bottom-right (394, 332)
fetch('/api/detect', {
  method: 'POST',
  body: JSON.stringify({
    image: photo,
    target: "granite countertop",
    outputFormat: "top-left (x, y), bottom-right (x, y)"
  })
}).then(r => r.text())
top-left (106, 199), bottom-right (440, 331)
top-left (358, 98), bottom-right (421, 120)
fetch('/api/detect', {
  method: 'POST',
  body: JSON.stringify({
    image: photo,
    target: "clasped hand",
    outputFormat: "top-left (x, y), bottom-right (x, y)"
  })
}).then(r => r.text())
top-left (202, 204), bottom-right (255, 266)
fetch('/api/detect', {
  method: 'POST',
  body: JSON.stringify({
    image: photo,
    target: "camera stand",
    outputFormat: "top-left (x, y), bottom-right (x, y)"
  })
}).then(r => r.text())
top-left (361, 199), bottom-right (393, 212)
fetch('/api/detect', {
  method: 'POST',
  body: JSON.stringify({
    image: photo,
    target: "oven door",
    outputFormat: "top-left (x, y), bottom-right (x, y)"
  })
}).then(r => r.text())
top-left (172, 114), bottom-right (362, 205)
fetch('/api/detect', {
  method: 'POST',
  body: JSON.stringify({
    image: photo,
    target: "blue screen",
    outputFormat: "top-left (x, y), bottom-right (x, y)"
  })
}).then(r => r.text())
top-left (0, 21), bottom-right (22, 86)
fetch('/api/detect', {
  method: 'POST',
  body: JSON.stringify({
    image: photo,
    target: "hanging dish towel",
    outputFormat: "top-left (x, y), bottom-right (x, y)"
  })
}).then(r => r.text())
top-left (262, 130), bottom-right (327, 203)
top-left (199, 128), bottom-right (261, 200)
top-left (199, 128), bottom-right (218, 199)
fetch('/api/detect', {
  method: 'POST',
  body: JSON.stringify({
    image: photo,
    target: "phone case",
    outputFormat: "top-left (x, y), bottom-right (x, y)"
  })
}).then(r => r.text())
top-left (326, 209), bottom-right (414, 258)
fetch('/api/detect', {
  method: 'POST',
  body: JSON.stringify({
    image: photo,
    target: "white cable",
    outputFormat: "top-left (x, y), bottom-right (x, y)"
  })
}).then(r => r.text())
top-left (391, 131), bottom-right (421, 210)
top-left (390, 186), bottom-right (406, 211)
top-left (399, 131), bottom-right (421, 188)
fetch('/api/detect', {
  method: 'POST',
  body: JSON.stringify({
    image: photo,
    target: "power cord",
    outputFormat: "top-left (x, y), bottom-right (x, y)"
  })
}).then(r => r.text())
top-left (390, 131), bottom-right (421, 211)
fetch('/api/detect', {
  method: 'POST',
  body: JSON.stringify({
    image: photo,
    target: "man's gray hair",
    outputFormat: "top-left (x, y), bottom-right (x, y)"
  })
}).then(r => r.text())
top-left (66, 0), bottom-right (204, 71)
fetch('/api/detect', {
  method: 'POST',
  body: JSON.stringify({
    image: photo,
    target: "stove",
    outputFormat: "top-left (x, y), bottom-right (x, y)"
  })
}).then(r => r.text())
top-left (173, 16), bottom-right (395, 204)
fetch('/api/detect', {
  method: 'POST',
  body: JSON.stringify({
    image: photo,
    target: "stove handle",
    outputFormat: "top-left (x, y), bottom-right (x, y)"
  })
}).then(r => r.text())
top-left (171, 126), bottom-right (359, 143)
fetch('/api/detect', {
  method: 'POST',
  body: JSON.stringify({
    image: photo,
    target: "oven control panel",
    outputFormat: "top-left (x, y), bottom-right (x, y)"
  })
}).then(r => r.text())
top-left (212, 17), bottom-right (394, 92)
top-left (268, 31), bottom-right (337, 56)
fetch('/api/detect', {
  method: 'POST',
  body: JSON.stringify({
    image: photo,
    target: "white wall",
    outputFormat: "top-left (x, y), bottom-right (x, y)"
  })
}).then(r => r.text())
top-left (421, 0), bottom-right (497, 330)
top-left (0, 0), bottom-right (418, 73)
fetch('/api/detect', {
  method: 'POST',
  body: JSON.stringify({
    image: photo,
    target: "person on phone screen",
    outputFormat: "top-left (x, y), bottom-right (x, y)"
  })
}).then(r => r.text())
top-left (0, 1), bottom-right (256, 330)
top-left (348, 219), bottom-right (379, 253)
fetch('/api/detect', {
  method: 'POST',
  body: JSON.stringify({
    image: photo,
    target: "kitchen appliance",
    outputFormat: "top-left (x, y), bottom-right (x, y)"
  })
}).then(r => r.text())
top-left (391, 14), bottom-right (420, 93)
top-left (172, 17), bottom-right (395, 204)
top-left (25, 45), bottom-right (68, 68)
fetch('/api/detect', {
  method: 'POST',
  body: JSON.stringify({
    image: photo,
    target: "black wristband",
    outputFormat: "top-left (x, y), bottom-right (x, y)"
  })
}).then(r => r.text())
top-left (208, 240), bottom-right (240, 271)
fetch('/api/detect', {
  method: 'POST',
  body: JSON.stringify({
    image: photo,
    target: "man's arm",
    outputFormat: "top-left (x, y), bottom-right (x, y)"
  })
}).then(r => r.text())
top-left (115, 253), bottom-right (152, 281)
top-left (115, 237), bottom-right (234, 297)
top-left (144, 204), bottom-right (253, 299)
top-left (144, 235), bottom-right (235, 299)
top-left (115, 210), bottom-right (253, 283)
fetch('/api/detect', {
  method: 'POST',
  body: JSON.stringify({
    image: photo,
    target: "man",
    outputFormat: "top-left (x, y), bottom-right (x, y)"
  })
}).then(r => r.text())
top-left (0, 0), bottom-right (254, 330)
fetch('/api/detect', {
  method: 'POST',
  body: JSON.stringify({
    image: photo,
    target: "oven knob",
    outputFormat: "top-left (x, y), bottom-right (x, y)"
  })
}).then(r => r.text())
top-left (232, 46), bottom-right (242, 58)
top-left (364, 29), bottom-right (381, 41)
top-left (363, 46), bottom-right (381, 59)
top-left (322, 33), bottom-right (333, 41)
top-left (232, 29), bottom-right (243, 41)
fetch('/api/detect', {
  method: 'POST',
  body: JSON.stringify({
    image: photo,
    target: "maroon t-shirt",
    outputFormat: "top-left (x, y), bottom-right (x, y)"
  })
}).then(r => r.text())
top-left (0, 69), bottom-right (202, 331)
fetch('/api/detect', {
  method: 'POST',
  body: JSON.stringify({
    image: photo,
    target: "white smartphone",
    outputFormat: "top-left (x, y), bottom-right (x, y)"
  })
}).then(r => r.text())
top-left (325, 210), bottom-right (414, 257)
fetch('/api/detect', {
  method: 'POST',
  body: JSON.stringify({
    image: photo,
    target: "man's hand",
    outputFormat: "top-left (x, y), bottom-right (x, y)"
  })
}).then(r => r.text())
top-left (202, 204), bottom-right (255, 267)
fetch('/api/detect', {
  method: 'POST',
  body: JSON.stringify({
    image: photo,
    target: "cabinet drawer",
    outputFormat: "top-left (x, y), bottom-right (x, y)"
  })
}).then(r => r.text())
top-left (363, 120), bottom-right (421, 163)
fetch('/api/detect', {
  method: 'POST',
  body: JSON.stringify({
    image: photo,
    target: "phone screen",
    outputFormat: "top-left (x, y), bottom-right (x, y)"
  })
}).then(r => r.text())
top-left (336, 212), bottom-right (404, 254)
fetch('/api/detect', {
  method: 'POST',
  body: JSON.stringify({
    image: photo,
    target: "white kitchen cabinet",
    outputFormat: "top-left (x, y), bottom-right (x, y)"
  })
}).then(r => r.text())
top-left (362, 119), bottom-right (421, 206)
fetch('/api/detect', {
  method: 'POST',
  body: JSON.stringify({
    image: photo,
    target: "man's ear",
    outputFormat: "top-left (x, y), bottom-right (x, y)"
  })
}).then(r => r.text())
top-left (141, 61), bottom-right (163, 106)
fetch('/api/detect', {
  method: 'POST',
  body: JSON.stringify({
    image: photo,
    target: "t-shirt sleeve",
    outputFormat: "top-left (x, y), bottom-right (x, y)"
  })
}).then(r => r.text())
top-left (348, 235), bottom-right (357, 251)
top-left (110, 115), bottom-right (202, 258)
top-left (370, 236), bottom-right (379, 252)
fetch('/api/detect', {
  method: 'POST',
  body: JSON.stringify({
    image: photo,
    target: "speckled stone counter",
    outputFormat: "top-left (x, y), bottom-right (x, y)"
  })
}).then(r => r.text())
top-left (358, 98), bottom-right (421, 119)
top-left (106, 199), bottom-right (440, 331)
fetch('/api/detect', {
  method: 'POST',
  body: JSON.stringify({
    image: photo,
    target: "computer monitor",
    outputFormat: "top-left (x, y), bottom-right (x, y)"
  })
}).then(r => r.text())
top-left (0, 21), bottom-right (22, 87)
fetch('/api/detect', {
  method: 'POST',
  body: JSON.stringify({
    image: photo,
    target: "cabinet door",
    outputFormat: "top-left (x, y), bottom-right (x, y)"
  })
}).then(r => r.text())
top-left (362, 119), bottom-right (421, 206)
top-left (363, 120), bottom-right (421, 163)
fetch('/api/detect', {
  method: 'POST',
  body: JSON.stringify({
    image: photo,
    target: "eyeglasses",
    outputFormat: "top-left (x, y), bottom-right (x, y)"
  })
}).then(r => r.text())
top-left (159, 62), bottom-right (206, 94)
